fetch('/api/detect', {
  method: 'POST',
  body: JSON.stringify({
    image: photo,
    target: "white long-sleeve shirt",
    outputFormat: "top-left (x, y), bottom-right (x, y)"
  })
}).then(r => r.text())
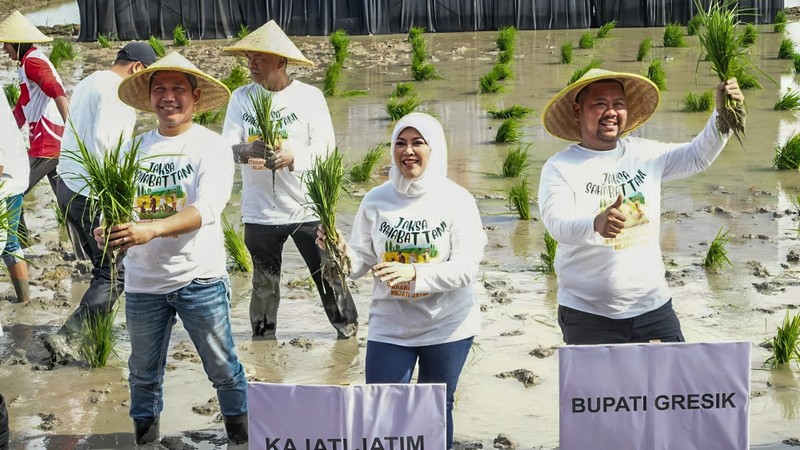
top-left (0, 94), bottom-right (29, 197)
top-left (537, 111), bottom-right (729, 319)
top-left (123, 125), bottom-right (234, 294)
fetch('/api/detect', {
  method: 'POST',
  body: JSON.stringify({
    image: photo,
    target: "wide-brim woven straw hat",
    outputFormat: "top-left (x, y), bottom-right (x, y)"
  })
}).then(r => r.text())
top-left (118, 52), bottom-right (230, 113)
top-left (542, 68), bottom-right (660, 142)
top-left (0, 11), bottom-right (52, 44)
top-left (222, 20), bottom-right (314, 66)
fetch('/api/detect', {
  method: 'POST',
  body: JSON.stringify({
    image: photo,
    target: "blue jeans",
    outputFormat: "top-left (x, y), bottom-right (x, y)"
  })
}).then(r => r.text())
top-left (365, 337), bottom-right (474, 450)
top-left (1, 194), bottom-right (23, 265)
top-left (125, 277), bottom-right (247, 420)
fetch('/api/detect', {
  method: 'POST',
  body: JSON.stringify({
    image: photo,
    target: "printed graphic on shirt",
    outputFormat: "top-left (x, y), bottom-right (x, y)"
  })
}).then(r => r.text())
top-left (588, 169), bottom-right (651, 251)
top-left (378, 216), bottom-right (447, 299)
top-left (134, 186), bottom-right (186, 220)
top-left (133, 160), bottom-right (191, 237)
top-left (242, 106), bottom-right (293, 170)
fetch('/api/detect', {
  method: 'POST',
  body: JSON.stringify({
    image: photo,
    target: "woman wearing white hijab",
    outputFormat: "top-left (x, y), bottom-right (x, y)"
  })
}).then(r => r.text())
top-left (320, 113), bottom-right (486, 449)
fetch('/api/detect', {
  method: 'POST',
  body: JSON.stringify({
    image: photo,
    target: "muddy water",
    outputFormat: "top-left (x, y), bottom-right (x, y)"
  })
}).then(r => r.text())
top-left (23, 1), bottom-right (79, 27)
top-left (1, 19), bottom-right (800, 450)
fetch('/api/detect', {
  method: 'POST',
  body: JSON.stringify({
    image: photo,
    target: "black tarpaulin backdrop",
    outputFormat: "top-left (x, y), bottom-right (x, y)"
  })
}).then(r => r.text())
top-left (77, 0), bottom-right (784, 41)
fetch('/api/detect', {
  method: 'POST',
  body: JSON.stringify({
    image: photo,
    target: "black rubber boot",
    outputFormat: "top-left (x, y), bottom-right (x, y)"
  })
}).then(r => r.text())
top-left (133, 417), bottom-right (159, 445)
top-left (223, 413), bottom-right (248, 445)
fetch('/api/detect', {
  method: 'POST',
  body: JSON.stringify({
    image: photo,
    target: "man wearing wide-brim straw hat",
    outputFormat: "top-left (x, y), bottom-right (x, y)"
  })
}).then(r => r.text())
top-left (221, 20), bottom-right (359, 340)
top-left (92, 52), bottom-right (248, 446)
top-left (537, 68), bottom-right (743, 345)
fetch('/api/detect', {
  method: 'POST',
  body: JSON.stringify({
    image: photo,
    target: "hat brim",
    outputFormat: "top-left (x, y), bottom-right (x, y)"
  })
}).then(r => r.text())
top-left (0, 11), bottom-right (53, 43)
top-left (542, 71), bottom-right (660, 142)
top-left (118, 65), bottom-right (230, 113)
top-left (222, 47), bottom-right (314, 67)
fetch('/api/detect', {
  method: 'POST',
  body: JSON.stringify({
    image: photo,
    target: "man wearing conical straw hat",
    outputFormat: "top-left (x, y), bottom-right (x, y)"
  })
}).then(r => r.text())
top-left (221, 20), bottom-right (359, 340)
top-left (538, 68), bottom-right (743, 345)
top-left (93, 52), bottom-right (248, 446)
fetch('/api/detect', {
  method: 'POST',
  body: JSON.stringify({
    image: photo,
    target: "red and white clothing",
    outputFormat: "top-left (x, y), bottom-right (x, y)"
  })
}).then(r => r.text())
top-left (13, 46), bottom-right (66, 158)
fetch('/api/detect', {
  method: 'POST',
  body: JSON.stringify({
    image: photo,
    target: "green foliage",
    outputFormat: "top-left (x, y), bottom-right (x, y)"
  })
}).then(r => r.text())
top-left (497, 50), bottom-right (513, 65)
top-left (172, 24), bottom-right (190, 47)
top-left (740, 23), bottom-right (758, 47)
top-left (687, 14), bottom-right (703, 36)
top-left (323, 61), bottom-right (343, 96)
top-left (148, 35), bottom-right (166, 58)
top-left (560, 42), bottom-right (573, 64)
top-left (596, 20), bottom-right (617, 38)
top-left (193, 109), bottom-right (224, 125)
top-left (48, 38), bottom-right (77, 69)
top-left (764, 311), bottom-right (800, 369)
top-left (221, 65), bottom-right (249, 92)
top-left (500, 144), bottom-right (531, 178)
top-left (489, 62), bottom-right (514, 80)
top-left (703, 226), bottom-right (732, 272)
top-left (487, 104), bottom-right (534, 120)
top-left (663, 22), bottom-right (687, 47)
top-left (348, 144), bottom-right (387, 182)
top-left (567, 58), bottom-right (603, 85)
top-left (537, 230), bottom-right (557, 274)
top-left (408, 26), bottom-right (425, 42)
top-left (495, 118), bottom-right (524, 143)
top-left (479, 71), bottom-right (505, 94)
top-left (496, 26), bottom-right (517, 54)
top-left (647, 59), bottom-right (667, 91)
top-left (774, 90), bottom-right (800, 111)
top-left (774, 133), bottom-right (800, 170)
top-left (4, 83), bottom-right (20, 107)
top-left (390, 82), bottom-right (414, 98)
top-left (508, 177), bottom-right (531, 220)
top-left (330, 29), bottom-right (350, 64)
top-left (636, 38), bottom-right (653, 62)
top-left (96, 32), bottom-right (116, 49)
top-left (248, 88), bottom-right (286, 149)
top-left (412, 60), bottom-right (441, 81)
top-left (237, 24), bottom-right (250, 40)
top-left (779, 38), bottom-right (795, 59)
top-left (680, 90), bottom-right (713, 112)
top-left (793, 54), bottom-right (800, 73)
top-left (578, 32), bottom-right (595, 49)
top-left (222, 215), bottom-right (252, 272)
top-left (385, 95), bottom-right (421, 120)
top-left (732, 65), bottom-right (761, 89)
top-left (77, 306), bottom-right (119, 368)
top-left (775, 9), bottom-right (787, 33)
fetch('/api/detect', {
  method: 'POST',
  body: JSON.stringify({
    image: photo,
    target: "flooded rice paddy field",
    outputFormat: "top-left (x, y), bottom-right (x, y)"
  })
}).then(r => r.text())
top-left (0, 16), bottom-right (800, 450)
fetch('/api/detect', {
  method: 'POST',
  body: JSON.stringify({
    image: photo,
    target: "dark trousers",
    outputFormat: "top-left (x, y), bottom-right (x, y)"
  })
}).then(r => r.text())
top-left (244, 221), bottom-right (358, 338)
top-left (55, 177), bottom-right (124, 333)
top-left (18, 157), bottom-right (59, 246)
top-left (558, 300), bottom-right (685, 345)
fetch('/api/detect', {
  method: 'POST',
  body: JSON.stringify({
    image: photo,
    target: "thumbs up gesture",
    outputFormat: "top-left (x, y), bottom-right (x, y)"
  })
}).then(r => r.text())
top-left (594, 194), bottom-right (627, 239)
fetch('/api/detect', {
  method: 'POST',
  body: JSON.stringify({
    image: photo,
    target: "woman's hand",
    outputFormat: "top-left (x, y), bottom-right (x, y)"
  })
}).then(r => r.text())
top-left (372, 262), bottom-right (416, 287)
top-left (93, 222), bottom-right (158, 252)
top-left (315, 225), bottom-right (347, 253)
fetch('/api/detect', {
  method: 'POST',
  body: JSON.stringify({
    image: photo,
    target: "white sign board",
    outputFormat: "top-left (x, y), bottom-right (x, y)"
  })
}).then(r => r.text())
top-left (248, 383), bottom-right (446, 450)
top-left (559, 341), bottom-right (750, 450)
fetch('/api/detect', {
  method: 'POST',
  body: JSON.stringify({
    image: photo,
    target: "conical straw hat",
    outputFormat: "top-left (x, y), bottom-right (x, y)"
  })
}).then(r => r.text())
top-left (0, 11), bottom-right (52, 44)
top-left (118, 52), bottom-right (230, 113)
top-left (542, 68), bottom-right (660, 142)
top-left (223, 20), bottom-right (314, 66)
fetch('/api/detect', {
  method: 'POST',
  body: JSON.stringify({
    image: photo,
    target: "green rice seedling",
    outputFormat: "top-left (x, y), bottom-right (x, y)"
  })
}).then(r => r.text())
top-left (680, 90), bottom-right (714, 112)
top-left (408, 26), bottom-right (425, 42)
top-left (687, 14), bottom-right (703, 36)
top-left (96, 32), bottom-right (116, 49)
top-left (596, 20), bottom-right (617, 38)
top-left (741, 23), bottom-right (758, 47)
top-left (385, 95), bottom-right (421, 120)
top-left (495, 118), bottom-right (524, 143)
top-left (497, 50), bottom-right (513, 65)
top-left (774, 133), bottom-right (800, 170)
top-left (389, 82), bottom-right (414, 98)
top-left (663, 22), bottom-right (687, 47)
top-left (148, 35), bottom-right (166, 57)
top-left (560, 42), bottom-right (573, 64)
top-left (775, 9), bottom-right (787, 33)
top-left (567, 58), bottom-right (603, 85)
top-left (4, 83), bottom-right (20, 107)
top-left (703, 226), bottom-right (732, 272)
top-left (778, 38), bottom-right (795, 59)
top-left (732, 64), bottom-right (761, 89)
top-left (487, 104), bottom-right (534, 120)
top-left (348, 143), bottom-right (387, 182)
top-left (508, 177), bottom-right (532, 220)
top-left (303, 148), bottom-right (351, 292)
top-left (578, 32), bottom-right (595, 49)
top-left (329, 29), bottom-right (350, 64)
top-left (410, 35), bottom-right (428, 63)
top-left (222, 215), bottom-right (252, 272)
top-left (237, 24), bottom-right (250, 40)
top-left (221, 65), bottom-right (249, 92)
top-left (496, 26), bottom-right (517, 54)
top-left (323, 61), bottom-right (343, 96)
top-left (500, 144), bottom-right (531, 178)
top-left (793, 54), bottom-right (800, 73)
top-left (48, 38), bottom-right (77, 69)
top-left (479, 71), bottom-right (505, 94)
top-left (172, 24), bottom-right (190, 47)
top-left (647, 59), bottom-right (667, 91)
top-left (537, 230), bottom-right (557, 274)
top-left (774, 90), bottom-right (800, 110)
top-left (412, 60), bottom-right (441, 81)
top-left (77, 305), bottom-right (119, 368)
top-left (636, 38), bottom-right (653, 62)
top-left (764, 311), bottom-right (800, 369)
top-left (192, 109), bottom-right (224, 125)
top-left (490, 62), bottom-right (514, 80)
top-left (248, 89), bottom-right (288, 192)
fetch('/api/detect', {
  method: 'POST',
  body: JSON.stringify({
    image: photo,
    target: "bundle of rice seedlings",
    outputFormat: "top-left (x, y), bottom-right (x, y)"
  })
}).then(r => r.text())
top-left (193, 109), bottom-right (224, 125)
top-left (778, 38), bottom-right (795, 59)
top-left (560, 42), bottom-right (573, 64)
top-left (774, 90), bottom-right (800, 110)
top-left (51, 203), bottom-right (67, 242)
top-left (793, 54), bottom-right (800, 73)
top-left (500, 144), bottom-right (531, 178)
top-left (732, 65), bottom-right (761, 89)
top-left (408, 26), bottom-right (425, 42)
top-left (596, 20), bottom-right (617, 38)
top-left (48, 38), bottom-right (77, 69)
top-left (77, 305), bottom-right (119, 368)
top-left (508, 177), bottom-right (532, 220)
top-left (248, 89), bottom-right (287, 191)
top-left (3, 83), bottom-right (19, 107)
top-left (703, 226), bottom-right (732, 272)
top-left (389, 82), bottom-right (414, 98)
top-left (495, 118), bottom-right (524, 143)
top-left (172, 24), bottom-right (190, 47)
top-left (497, 50), bottom-right (513, 65)
top-left (664, 23), bottom-right (687, 47)
top-left (496, 26), bottom-right (517, 53)
top-left (479, 71), bottom-right (505, 94)
top-left (323, 61), bottom-right (343, 96)
top-left (237, 24), bottom-right (250, 40)
top-left (636, 38), bottom-right (653, 62)
top-left (385, 95), bottom-right (421, 120)
top-left (687, 14), bottom-right (703, 36)
top-left (329, 29), bottom-right (350, 65)
top-left (741, 23), bottom-right (758, 47)
top-left (96, 32), bottom-right (116, 49)
top-left (487, 104), bottom-right (534, 120)
top-left (567, 58), bottom-right (603, 85)
top-left (774, 133), bottom-right (800, 170)
top-left (303, 148), bottom-right (351, 292)
top-left (774, 9), bottom-right (788, 33)
top-left (348, 143), bottom-right (386, 182)
top-left (222, 65), bottom-right (249, 92)
top-left (222, 215), bottom-right (252, 272)
top-left (680, 90), bottom-right (714, 112)
top-left (148, 35), bottom-right (166, 57)
top-left (489, 62), bottom-right (514, 80)
top-left (411, 59), bottom-right (441, 81)
top-left (647, 59), bottom-right (667, 91)
top-left (764, 311), bottom-right (800, 369)
top-left (578, 32), bottom-right (595, 49)
top-left (537, 230), bottom-right (557, 274)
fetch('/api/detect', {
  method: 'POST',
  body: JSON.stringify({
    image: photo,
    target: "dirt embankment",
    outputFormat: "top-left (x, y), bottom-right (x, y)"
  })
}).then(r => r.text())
top-left (0, 0), bottom-right (62, 18)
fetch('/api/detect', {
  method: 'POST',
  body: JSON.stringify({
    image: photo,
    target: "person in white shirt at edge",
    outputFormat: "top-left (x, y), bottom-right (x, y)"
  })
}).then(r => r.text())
top-left (92, 53), bottom-right (248, 446)
top-left (0, 83), bottom-right (31, 303)
top-left (221, 20), bottom-right (358, 340)
top-left (43, 42), bottom-right (157, 365)
top-left (317, 113), bottom-right (487, 450)
top-left (537, 68), bottom-right (743, 345)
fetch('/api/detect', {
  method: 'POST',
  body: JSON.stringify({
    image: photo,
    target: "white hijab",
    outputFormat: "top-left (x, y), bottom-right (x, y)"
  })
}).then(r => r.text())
top-left (388, 113), bottom-right (448, 197)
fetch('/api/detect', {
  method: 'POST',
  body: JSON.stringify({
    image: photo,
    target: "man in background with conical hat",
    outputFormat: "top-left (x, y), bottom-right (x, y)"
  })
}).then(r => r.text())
top-left (93, 52), bottom-right (248, 446)
top-left (537, 69), bottom-right (743, 345)
top-left (222, 20), bottom-right (359, 340)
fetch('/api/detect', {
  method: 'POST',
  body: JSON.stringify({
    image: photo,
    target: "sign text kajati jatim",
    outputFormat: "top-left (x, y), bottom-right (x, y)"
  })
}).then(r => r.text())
top-left (266, 436), bottom-right (424, 450)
